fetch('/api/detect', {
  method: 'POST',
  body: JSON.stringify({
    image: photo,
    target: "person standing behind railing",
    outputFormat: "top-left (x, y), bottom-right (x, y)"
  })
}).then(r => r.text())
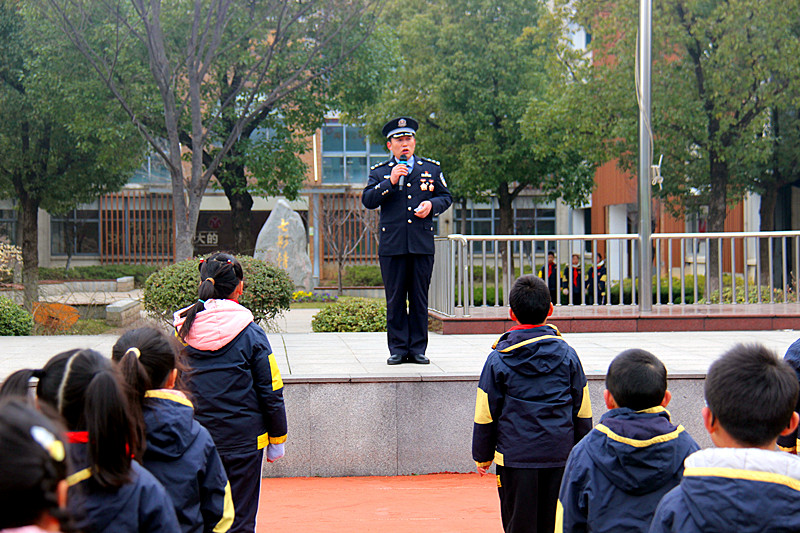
top-left (563, 254), bottom-right (583, 305)
top-left (585, 253), bottom-right (607, 305)
top-left (538, 251), bottom-right (560, 304)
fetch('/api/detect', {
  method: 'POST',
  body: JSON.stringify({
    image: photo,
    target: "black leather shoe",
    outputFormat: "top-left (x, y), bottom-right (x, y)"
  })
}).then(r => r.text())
top-left (387, 353), bottom-right (405, 365)
top-left (407, 353), bottom-right (430, 364)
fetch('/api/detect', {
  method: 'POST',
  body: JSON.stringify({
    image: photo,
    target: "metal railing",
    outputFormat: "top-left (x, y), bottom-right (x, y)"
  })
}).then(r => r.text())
top-left (429, 231), bottom-right (800, 317)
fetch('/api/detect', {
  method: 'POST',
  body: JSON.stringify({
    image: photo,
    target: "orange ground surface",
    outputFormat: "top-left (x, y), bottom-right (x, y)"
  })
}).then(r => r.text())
top-left (257, 473), bottom-right (503, 533)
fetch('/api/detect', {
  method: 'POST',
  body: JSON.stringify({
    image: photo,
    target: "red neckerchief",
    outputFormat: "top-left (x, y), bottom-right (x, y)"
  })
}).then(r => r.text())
top-left (66, 431), bottom-right (89, 443)
top-left (67, 431), bottom-right (134, 457)
top-left (573, 268), bottom-right (580, 285)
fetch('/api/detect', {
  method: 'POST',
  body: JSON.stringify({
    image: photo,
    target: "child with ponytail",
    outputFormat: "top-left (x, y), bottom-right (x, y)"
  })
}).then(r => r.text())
top-left (174, 253), bottom-right (287, 532)
top-left (0, 399), bottom-right (70, 532)
top-left (112, 326), bottom-right (234, 533)
top-left (3, 349), bottom-right (180, 533)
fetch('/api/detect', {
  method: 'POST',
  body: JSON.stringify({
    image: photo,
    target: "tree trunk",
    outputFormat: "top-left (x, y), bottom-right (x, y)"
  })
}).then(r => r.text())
top-left (337, 258), bottom-right (344, 297)
top-left (706, 151), bottom-right (728, 299)
top-left (458, 197), bottom-right (468, 234)
top-left (497, 185), bottom-right (515, 294)
top-left (230, 190), bottom-right (255, 255)
top-left (219, 161), bottom-right (255, 256)
top-left (19, 192), bottom-right (39, 311)
top-left (759, 186), bottom-right (777, 288)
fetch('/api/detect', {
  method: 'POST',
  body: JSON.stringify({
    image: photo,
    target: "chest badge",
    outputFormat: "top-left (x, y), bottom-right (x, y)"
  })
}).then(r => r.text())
top-left (421, 171), bottom-right (432, 178)
top-left (421, 181), bottom-right (429, 191)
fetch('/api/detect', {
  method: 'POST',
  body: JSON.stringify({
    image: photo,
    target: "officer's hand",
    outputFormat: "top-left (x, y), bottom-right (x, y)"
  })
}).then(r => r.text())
top-left (414, 200), bottom-right (432, 218)
top-left (390, 163), bottom-right (408, 185)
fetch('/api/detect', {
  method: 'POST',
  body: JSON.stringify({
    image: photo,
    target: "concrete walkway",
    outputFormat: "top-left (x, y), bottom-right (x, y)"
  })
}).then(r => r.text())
top-left (2, 306), bottom-right (799, 381)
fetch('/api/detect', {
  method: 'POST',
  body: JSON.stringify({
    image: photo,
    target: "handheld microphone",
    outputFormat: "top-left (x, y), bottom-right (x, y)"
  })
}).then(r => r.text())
top-left (398, 155), bottom-right (407, 188)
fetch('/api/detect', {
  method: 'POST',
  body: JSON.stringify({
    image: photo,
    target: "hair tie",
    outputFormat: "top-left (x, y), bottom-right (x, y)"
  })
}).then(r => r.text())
top-left (205, 277), bottom-right (215, 286)
top-left (198, 299), bottom-right (206, 304)
top-left (31, 426), bottom-right (66, 462)
top-left (125, 347), bottom-right (141, 359)
top-left (32, 369), bottom-right (45, 379)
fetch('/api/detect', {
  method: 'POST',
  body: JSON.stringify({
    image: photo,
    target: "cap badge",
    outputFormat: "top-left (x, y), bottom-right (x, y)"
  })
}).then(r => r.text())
top-left (398, 118), bottom-right (407, 127)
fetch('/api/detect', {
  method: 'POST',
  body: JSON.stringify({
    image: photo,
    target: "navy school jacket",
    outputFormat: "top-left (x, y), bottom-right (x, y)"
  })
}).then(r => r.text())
top-left (472, 324), bottom-right (593, 469)
top-left (649, 447), bottom-right (800, 533)
top-left (66, 442), bottom-right (180, 533)
top-left (173, 299), bottom-right (288, 457)
top-left (556, 407), bottom-right (700, 533)
top-left (778, 338), bottom-right (800, 453)
top-left (361, 155), bottom-right (452, 256)
top-left (142, 390), bottom-right (234, 533)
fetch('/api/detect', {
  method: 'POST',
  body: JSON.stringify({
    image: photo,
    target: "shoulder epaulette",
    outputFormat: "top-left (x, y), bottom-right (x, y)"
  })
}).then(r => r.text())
top-left (370, 160), bottom-right (391, 171)
top-left (421, 157), bottom-right (441, 166)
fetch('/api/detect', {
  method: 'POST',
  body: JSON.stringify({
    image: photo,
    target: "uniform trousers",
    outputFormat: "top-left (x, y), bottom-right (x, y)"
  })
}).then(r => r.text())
top-left (379, 253), bottom-right (434, 356)
top-left (220, 449), bottom-right (264, 532)
top-left (496, 465), bottom-right (565, 533)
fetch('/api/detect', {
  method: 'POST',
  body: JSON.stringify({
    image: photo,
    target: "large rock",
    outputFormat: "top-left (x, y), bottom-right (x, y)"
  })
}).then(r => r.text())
top-left (254, 200), bottom-right (312, 290)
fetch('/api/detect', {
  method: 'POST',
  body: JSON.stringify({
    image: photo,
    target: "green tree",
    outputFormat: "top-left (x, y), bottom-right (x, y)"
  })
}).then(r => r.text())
top-left (39, 0), bottom-right (385, 260)
top-left (0, 1), bottom-right (144, 308)
top-left (571, 0), bottom-right (800, 283)
top-left (189, 24), bottom-right (394, 255)
top-left (752, 106), bottom-right (800, 280)
top-left (360, 0), bottom-right (595, 238)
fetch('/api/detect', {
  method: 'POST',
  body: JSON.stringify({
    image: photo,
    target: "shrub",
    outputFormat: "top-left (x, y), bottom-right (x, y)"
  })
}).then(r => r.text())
top-left (608, 275), bottom-right (701, 305)
top-left (292, 290), bottom-right (338, 303)
top-left (0, 295), bottom-right (34, 336)
top-left (311, 298), bottom-right (387, 332)
top-left (343, 265), bottom-right (383, 286)
top-left (705, 285), bottom-right (795, 304)
top-left (0, 241), bottom-right (22, 283)
top-left (143, 256), bottom-right (293, 325)
top-left (39, 264), bottom-right (161, 287)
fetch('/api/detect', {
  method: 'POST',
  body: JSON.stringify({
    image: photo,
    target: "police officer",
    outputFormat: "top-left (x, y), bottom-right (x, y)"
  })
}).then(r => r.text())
top-left (362, 117), bottom-right (452, 365)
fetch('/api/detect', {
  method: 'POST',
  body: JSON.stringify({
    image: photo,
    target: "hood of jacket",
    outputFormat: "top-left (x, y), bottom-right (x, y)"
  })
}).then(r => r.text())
top-left (492, 324), bottom-right (569, 377)
top-left (143, 390), bottom-right (199, 460)
top-left (679, 447), bottom-right (800, 531)
top-left (585, 407), bottom-right (696, 495)
top-left (785, 338), bottom-right (800, 380)
top-left (173, 299), bottom-right (253, 351)
top-left (68, 443), bottom-right (156, 532)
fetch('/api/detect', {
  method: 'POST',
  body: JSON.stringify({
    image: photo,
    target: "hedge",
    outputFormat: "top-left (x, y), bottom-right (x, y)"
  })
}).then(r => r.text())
top-left (311, 298), bottom-right (387, 332)
top-left (143, 256), bottom-right (293, 325)
top-left (0, 296), bottom-right (34, 336)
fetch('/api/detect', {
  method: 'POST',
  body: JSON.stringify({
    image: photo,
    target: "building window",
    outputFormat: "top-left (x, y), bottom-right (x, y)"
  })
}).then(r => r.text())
top-left (455, 197), bottom-right (557, 253)
top-left (685, 208), bottom-right (708, 258)
top-left (129, 152), bottom-right (172, 189)
top-left (321, 119), bottom-right (387, 184)
top-left (0, 209), bottom-right (17, 245)
top-left (51, 207), bottom-right (101, 256)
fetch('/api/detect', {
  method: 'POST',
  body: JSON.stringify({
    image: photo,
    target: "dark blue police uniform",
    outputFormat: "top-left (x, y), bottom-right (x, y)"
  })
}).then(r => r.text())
top-left (361, 118), bottom-right (452, 363)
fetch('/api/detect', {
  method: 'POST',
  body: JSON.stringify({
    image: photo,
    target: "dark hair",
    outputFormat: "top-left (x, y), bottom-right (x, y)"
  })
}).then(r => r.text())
top-left (606, 349), bottom-right (667, 411)
top-left (509, 275), bottom-right (551, 325)
top-left (178, 252), bottom-right (244, 341)
top-left (34, 350), bottom-right (137, 488)
top-left (0, 399), bottom-right (69, 529)
top-left (705, 343), bottom-right (799, 446)
top-left (0, 367), bottom-right (46, 402)
top-left (547, 251), bottom-right (555, 257)
top-left (112, 326), bottom-right (186, 459)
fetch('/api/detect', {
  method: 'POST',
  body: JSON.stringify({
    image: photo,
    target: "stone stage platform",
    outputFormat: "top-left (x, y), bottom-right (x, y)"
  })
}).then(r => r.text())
top-left (4, 329), bottom-right (799, 477)
top-left (431, 303), bottom-right (800, 334)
